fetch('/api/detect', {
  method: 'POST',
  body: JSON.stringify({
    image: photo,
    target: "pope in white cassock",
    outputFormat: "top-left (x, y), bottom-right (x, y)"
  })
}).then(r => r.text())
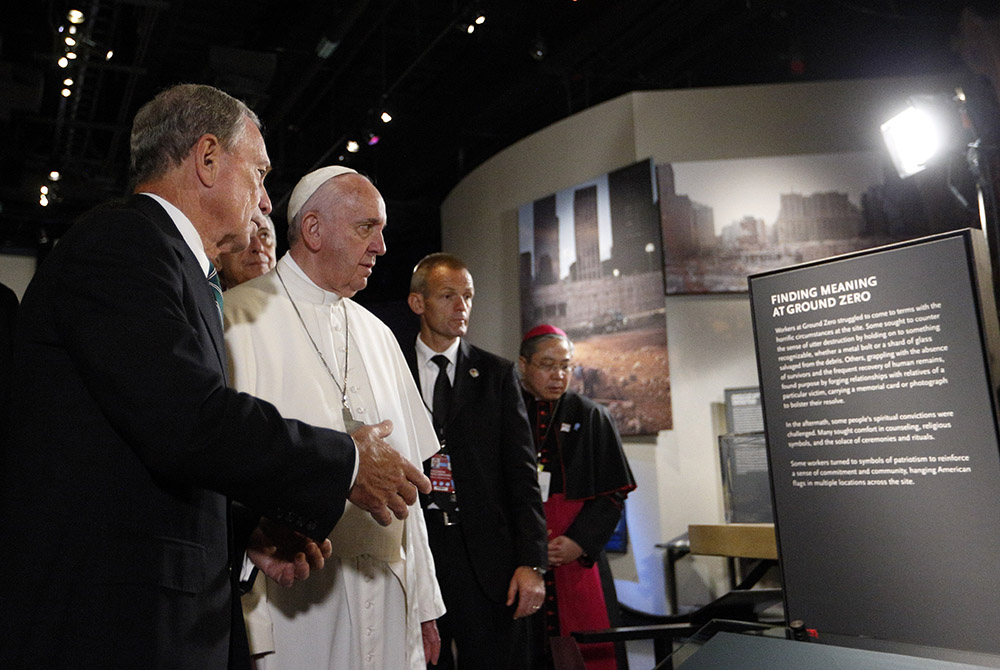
top-left (223, 166), bottom-right (445, 669)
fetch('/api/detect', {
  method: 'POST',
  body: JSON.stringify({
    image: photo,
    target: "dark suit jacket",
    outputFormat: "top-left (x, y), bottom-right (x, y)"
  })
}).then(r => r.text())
top-left (404, 338), bottom-right (546, 603)
top-left (0, 195), bottom-right (355, 669)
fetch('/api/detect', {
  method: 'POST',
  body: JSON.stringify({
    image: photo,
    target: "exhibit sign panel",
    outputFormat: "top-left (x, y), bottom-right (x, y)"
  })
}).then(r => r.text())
top-left (749, 228), bottom-right (1000, 655)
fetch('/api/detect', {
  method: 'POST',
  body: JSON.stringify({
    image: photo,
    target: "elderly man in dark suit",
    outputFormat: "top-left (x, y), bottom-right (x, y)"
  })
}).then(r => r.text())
top-left (403, 252), bottom-right (547, 669)
top-left (0, 83), bottom-right (428, 670)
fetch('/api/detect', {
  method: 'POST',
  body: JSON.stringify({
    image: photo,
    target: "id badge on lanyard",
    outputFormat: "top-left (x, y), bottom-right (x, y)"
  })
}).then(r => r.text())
top-left (430, 453), bottom-right (456, 493)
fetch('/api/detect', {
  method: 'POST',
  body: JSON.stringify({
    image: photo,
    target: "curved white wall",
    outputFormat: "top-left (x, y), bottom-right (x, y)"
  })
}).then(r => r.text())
top-left (441, 75), bottom-right (956, 614)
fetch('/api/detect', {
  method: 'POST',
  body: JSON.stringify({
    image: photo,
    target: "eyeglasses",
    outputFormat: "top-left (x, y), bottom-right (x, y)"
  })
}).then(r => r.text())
top-left (530, 359), bottom-right (572, 374)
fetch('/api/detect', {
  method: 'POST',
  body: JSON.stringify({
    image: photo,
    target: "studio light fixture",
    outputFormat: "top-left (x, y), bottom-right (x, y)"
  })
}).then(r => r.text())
top-left (882, 82), bottom-right (1000, 320)
top-left (67, 9), bottom-right (85, 24)
top-left (380, 110), bottom-right (392, 124)
top-left (367, 133), bottom-right (380, 146)
top-left (881, 98), bottom-right (950, 179)
top-left (346, 140), bottom-right (360, 153)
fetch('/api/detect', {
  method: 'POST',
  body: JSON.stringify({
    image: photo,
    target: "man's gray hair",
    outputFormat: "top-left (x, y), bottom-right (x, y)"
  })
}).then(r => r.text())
top-left (129, 84), bottom-right (259, 188)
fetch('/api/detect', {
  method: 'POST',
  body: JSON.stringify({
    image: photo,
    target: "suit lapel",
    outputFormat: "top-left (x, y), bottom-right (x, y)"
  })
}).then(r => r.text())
top-left (188, 261), bottom-right (227, 375)
top-left (450, 339), bottom-right (475, 422)
top-left (133, 195), bottom-right (227, 376)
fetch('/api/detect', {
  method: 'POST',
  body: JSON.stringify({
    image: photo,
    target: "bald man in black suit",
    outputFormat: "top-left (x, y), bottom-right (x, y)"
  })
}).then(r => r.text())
top-left (403, 253), bottom-right (547, 669)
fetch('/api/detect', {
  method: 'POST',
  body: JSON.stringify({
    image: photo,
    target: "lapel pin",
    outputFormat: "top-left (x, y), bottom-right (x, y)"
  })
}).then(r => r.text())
top-left (469, 368), bottom-right (479, 378)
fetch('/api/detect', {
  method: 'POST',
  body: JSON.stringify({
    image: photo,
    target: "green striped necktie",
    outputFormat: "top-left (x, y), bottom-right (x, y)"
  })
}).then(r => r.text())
top-left (207, 262), bottom-right (223, 322)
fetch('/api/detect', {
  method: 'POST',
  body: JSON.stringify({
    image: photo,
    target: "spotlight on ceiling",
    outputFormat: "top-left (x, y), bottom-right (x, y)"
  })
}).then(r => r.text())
top-left (58, 56), bottom-right (69, 68)
top-left (530, 36), bottom-right (547, 61)
top-left (346, 140), bottom-right (360, 153)
top-left (67, 9), bottom-right (85, 24)
top-left (49, 171), bottom-right (61, 181)
top-left (367, 133), bottom-right (380, 146)
top-left (475, 14), bottom-right (485, 25)
top-left (466, 24), bottom-right (475, 34)
top-left (316, 35), bottom-right (340, 60)
top-left (380, 110), bottom-right (392, 124)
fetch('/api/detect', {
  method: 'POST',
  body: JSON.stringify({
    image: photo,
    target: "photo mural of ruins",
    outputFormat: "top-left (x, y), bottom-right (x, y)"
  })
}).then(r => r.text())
top-left (519, 159), bottom-right (671, 436)
top-left (659, 151), bottom-right (978, 294)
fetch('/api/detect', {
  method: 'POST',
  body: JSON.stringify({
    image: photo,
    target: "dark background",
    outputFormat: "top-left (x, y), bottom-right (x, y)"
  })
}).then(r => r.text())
top-left (1, 1), bottom-right (994, 305)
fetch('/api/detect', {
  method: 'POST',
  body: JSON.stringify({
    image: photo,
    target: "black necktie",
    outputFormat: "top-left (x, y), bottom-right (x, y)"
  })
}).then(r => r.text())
top-left (207, 261), bottom-right (224, 323)
top-left (431, 354), bottom-right (452, 436)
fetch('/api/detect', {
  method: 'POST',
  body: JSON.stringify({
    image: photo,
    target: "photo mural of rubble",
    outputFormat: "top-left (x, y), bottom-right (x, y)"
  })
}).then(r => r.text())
top-left (519, 158), bottom-right (671, 435)
top-left (659, 151), bottom-right (978, 294)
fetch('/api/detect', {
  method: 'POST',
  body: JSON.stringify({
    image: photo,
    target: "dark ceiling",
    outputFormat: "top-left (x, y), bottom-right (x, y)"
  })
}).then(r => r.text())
top-left (0, 0), bottom-right (993, 302)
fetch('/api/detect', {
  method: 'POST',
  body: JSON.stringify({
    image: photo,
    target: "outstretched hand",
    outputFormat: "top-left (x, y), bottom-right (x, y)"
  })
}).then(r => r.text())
top-left (348, 419), bottom-right (431, 526)
top-left (246, 517), bottom-right (333, 588)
